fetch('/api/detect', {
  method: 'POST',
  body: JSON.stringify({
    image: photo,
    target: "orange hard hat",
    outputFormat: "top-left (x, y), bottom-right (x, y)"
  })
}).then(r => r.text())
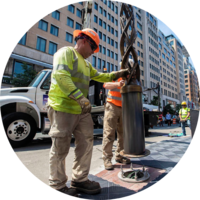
top-left (73, 28), bottom-right (100, 53)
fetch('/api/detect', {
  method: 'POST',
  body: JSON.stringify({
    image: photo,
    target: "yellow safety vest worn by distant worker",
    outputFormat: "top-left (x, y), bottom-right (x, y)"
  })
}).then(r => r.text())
top-left (48, 47), bottom-right (116, 114)
top-left (179, 108), bottom-right (190, 120)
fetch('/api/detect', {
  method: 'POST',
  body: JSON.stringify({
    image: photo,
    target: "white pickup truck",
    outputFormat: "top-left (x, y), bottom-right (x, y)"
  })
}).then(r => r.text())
top-left (0, 69), bottom-right (161, 147)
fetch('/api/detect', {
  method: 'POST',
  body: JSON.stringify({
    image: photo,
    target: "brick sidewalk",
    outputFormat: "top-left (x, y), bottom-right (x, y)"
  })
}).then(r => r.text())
top-left (67, 136), bottom-right (191, 199)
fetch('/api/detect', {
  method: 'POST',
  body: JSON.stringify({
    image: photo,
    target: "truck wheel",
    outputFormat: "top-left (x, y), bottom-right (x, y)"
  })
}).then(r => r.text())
top-left (3, 112), bottom-right (37, 148)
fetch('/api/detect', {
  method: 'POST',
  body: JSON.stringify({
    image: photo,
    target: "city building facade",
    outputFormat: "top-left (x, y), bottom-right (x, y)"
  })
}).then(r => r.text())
top-left (183, 57), bottom-right (199, 108)
top-left (1, 1), bottom-right (198, 109)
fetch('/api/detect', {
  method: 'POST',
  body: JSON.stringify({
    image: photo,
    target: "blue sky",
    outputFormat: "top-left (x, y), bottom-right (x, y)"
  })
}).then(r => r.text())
top-left (157, 19), bottom-right (194, 68)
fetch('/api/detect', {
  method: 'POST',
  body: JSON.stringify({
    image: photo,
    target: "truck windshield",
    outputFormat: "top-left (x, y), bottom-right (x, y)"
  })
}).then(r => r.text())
top-left (28, 71), bottom-right (47, 87)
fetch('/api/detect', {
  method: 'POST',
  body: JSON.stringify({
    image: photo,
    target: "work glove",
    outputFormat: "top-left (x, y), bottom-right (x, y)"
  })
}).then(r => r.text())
top-left (69, 94), bottom-right (91, 114)
top-left (112, 68), bottom-right (130, 81)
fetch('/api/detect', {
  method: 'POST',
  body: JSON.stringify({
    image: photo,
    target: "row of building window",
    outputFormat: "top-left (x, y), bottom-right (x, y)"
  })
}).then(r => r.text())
top-left (97, 46), bottom-right (118, 60)
top-left (149, 37), bottom-right (158, 50)
top-left (150, 72), bottom-right (160, 81)
top-left (95, 2), bottom-right (118, 15)
top-left (150, 47), bottom-right (159, 58)
top-left (150, 64), bottom-right (159, 73)
top-left (92, 56), bottom-right (118, 71)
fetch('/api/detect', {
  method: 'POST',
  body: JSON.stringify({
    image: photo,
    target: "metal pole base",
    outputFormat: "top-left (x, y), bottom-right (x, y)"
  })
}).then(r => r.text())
top-left (120, 149), bottom-right (150, 158)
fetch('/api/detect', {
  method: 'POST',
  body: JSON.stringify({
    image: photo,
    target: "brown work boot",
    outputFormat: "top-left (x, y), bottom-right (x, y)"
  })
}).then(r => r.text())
top-left (115, 155), bottom-right (131, 164)
top-left (71, 179), bottom-right (101, 195)
top-left (104, 159), bottom-right (114, 170)
top-left (57, 186), bottom-right (78, 196)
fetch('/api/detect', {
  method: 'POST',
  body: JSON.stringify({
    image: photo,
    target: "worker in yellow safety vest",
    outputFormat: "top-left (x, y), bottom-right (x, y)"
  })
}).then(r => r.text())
top-left (102, 60), bottom-right (133, 170)
top-left (47, 28), bottom-right (130, 196)
top-left (179, 101), bottom-right (191, 136)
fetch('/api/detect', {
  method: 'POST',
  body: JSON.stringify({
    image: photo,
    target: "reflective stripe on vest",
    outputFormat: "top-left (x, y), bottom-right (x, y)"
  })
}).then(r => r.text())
top-left (107, 78), bottom-right (122, 107)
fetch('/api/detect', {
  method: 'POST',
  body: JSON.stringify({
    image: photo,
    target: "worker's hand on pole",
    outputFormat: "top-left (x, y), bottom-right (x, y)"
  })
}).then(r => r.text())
top-left (118, 80), bottom-right (125, 87)
top-left (69, 94), bottom-right (91, 114)
top-left (113, 68), bottom-right (130, 81)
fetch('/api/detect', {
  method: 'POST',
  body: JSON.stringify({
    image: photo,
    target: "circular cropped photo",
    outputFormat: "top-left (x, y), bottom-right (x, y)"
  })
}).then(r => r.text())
top-left (1, 0), bottom-right (199, 199)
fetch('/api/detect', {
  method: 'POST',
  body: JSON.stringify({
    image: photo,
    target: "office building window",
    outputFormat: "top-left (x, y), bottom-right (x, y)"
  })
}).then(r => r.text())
top-left (137, 22), bottom-right (142, 31)
top-left (111, 16), bottom-right (114, 23)
top-left (99, 45), bottom-right (102, 53)
top-left (76, 22), bottom-right (82, 30)
top-left (103, 10), bottom-right (107, 17)
top-left (103, 34), bottom-right (106, 42)
top-left (137, 41), bottom-right (140, 47)
top-left (115, 6), bottom-right (118, 14)
top-left (141, 52), bottom-right (143, 58)
top-left (107, 49), bottom-right (110, 57)
top-left (115, 65), bottom-right (118, 71)
top-left (108, 13), bottom-right (111, 20)
top-left (137, 31), bottom-right (142, 40)
top-left (98, 58), bottom-right (101, 69)
top-left (99, 6), bottom-right (103, 14)
top-left (110, 51), bottom-right (113, 58)
top-left (68, 5), bottom-right (74, 13)
top-left (115, 30), bottom-right (118, 37)
top-left (111, 39), bottom-right (114, 46)
top-left (136, 13), bottom-right (141, 21)
top-left (115, 41), bottom-right (118, 49)
top-left (66, 32), bottom-right (73, 43)
top-left (76, 8), bottom-right (82, 18)
top-left (107, 37), bottom-right (110, 44)
top-left (141, 44), bottom-right (143, 49)
top-left (52, 10), bottom-right (60, 20)
top-left (50, 25), bottom-right (59, 36)
top-left (111, 3), bottom-right (114, 11)
top-left (36, 37), bottom-right (46, 52)
top-left (38, 20), bottom-right (48, 31)
top-left (115, 19), bottom-right (118, 26)
top-left (103, 0), bottom-right (107, 5)
top-left (94, 2), bottom-right (98, 10)
top-left (138, 50), bottom-right (140, 56)
top-left (67, 17), bottom-right (74, 28)
top-left (18, 33), bottom-right (27, 45)
top-left (94, 15), bottom-right (98, 23)
top-left (94, 28), bottom-right (97, 32)
top-left (99, 31), bottom-right (102, 39)
top-left (115, 53), bottom-right (118, 60)
top-left (102, 60), bottom-right (105, 68)
top-left (103, 22), bottom-right (106, 29)
top-left (99, 19), bottom-right (102, 26)
top-left (13, 61), bottom-right (33, 76)
top-left (111, 64), bottom-right (114, 71)
top-left (108, 0), bottom-right (111, 8)
top-left (102, 47), bottom-right (106, 54)
top-left (49, 42), bottom-right (57, 55)
top-left (107, 25), bottom-right (110, 32)
top-left (111, 27), bottom-right (114, 34)
top-left (92, 56), bottom-right (96, 67)
top-left (107, 62), bottom-right (110, 72)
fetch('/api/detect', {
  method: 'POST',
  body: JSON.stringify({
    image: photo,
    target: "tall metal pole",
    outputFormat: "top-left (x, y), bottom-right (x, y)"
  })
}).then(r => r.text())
top-left (120, 4), bottom-right (145, 155)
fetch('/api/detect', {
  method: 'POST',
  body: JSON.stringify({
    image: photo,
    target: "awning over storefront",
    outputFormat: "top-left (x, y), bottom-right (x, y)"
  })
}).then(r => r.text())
top-left (11, 53), bottom-right (53, 69)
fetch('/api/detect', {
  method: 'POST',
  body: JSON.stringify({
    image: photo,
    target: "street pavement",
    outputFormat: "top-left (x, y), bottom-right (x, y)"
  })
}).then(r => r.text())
top-left (14, 123), bottom-right (192, 198)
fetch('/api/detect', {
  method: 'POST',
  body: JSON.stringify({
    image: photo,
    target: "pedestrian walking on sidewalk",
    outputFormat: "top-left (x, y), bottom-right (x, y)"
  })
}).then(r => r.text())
top-left (166, 112), bottom-right (172, 126)
top-left (158, 114), bottom-right (163, 126)
top-left (102, 60), bottom-right (133, 170)
top-left (179, 101), bottom-right (191, 136)
top-left (47, 28), bottom-right (130, 196)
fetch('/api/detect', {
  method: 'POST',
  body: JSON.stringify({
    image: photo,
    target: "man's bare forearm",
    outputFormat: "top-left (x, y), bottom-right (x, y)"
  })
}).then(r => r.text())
top-left (104, 82), bottom-right (119, 90)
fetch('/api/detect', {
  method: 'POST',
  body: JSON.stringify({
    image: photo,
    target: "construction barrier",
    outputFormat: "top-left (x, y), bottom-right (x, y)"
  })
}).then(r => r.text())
top-left (173, 118), bottom-right (176, 124)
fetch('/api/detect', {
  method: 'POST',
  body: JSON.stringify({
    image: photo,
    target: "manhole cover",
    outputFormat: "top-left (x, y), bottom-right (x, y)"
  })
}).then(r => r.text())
top-left (118, 164), bottom-right (150, 183)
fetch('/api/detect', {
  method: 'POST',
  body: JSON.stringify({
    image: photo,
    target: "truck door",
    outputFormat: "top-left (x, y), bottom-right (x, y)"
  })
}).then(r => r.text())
top-left (35, 71), bottom-right (51, 113)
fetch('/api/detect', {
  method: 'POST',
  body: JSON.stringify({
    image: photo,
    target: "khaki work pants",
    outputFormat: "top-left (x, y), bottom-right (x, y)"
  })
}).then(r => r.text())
top-left (47, 106), bottom-right (94, 190)
top-left (102, 102), bottom-right (124, 160)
